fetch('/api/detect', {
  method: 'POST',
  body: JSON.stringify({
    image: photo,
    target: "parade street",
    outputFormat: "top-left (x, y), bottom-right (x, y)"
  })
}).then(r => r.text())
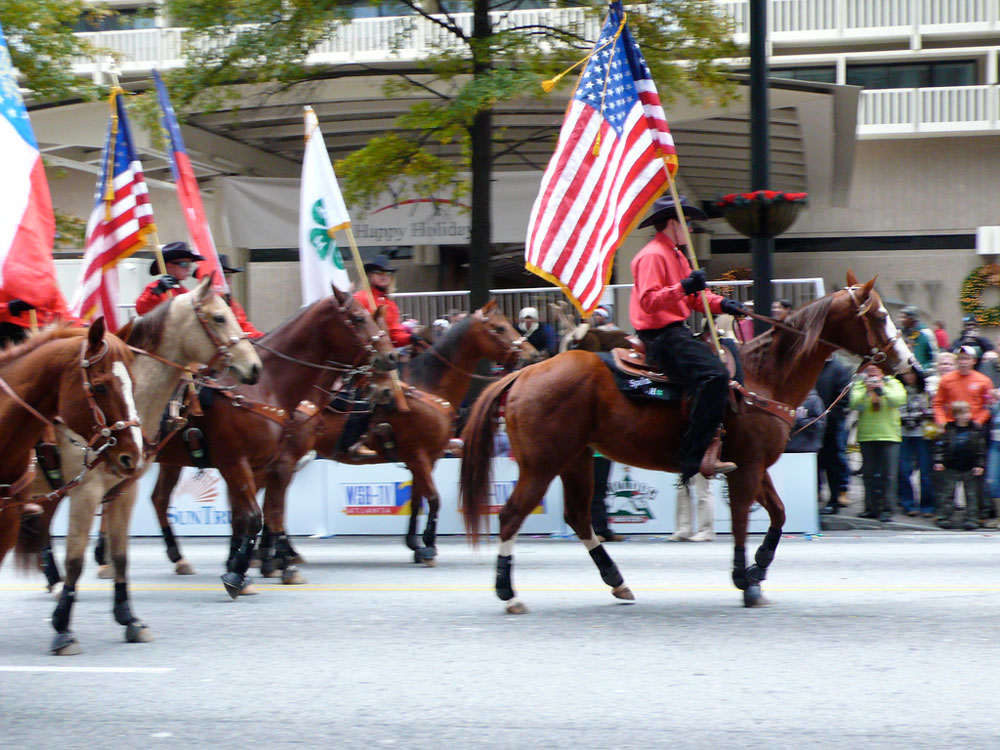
top-left (2, 532), bottom-right (1000, 749)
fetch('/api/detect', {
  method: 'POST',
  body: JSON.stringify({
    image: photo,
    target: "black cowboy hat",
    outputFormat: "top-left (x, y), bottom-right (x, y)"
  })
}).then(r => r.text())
top-left (149, 241), bottom-right (205, 274)
top-left (638, 194), bottom-right (708, 229)
top-left (217, 254), bottom-right (243, 274)
top-left (363, 253), bottom-right (397, 274)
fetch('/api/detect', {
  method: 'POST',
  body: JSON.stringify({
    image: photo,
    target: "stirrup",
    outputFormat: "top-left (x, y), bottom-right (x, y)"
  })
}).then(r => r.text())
top-left (348, 441), bottom-right (378, 458)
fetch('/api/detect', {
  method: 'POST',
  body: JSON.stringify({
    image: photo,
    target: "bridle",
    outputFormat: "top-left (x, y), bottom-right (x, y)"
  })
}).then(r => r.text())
top-left (421, 310), bottom-right (526, 380)
top-left (843, 284), bottom-right (902, 367)
top-left (192, 298), bottom-right (251, 373)
top-left (0, 337), bottom-right (140, 502)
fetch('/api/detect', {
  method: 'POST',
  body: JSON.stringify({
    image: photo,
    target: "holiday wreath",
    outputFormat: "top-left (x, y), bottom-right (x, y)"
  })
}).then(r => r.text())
top-left (959, 264), bottom-right (1000, 326)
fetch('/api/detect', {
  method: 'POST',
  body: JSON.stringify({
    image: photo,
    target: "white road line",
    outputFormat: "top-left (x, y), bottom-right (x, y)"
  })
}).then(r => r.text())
top-left (0, 666), bottom-right (174, 674)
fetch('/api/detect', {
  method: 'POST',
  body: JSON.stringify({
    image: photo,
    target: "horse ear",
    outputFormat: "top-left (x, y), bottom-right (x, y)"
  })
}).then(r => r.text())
top-left (860, 275), bottom-right (878, 299)
top-left (481, 299), bottom-right (497, 314)
top-left (846, 269), bottom-right (859, 287)
top-left (331, 285), bottom-right (349, 306)
top-left (374, 304), bottom-right (387, 325)
top-left (116, 320), bottom-right (135, 343)
top-left (88, 316), bottom-right (105, 348)
top-left (194, 273), bottom-right (213, 302)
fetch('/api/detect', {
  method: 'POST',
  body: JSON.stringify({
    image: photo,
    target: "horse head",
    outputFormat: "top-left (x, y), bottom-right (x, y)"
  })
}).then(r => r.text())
top-left (829, 270), bottom-right (917, 374)
top-left (171, 276), bottom-right (263, 384)
top-left (334, 287), bottom-right (397, 373)
top-left (473, 300), bottom-right (539, 369)
top-left (59, 319), bottom-right (144, 478)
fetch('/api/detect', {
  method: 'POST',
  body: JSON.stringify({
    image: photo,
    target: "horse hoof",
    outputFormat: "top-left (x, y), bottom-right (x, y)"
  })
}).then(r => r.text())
top-left (221, 572), bottom-right (243, 599)
top-left (262, 567), bottom-right (282, 579)
top-left (405, 536), bottom-right (421, 553)
top-left (51, 632), bottom-right (81, 656)
top-left (743, 585), bottom-right (772, 608)
top-left (612, 585), bottom-right (636, 601)
top-left (420, 557), bottom-right (438, 568)
top-left (174, 559), bottom-right (197, 576)
top-left (239, 582), bottom-right (259, 596)
top-left (281, 566), bottom-right (306, 585)
top-left (248, 558), bottom-right (262, 569)
top-left (415, 547), bottom-right (436, 565)
top-left (125, 621), bottom-right (154, 643)
top-left (96, 565), bottom-right (113, 580)
top-left (505, 599), bottom-right (529, 615)
top-left (289, 554), bottom-right (305, 565)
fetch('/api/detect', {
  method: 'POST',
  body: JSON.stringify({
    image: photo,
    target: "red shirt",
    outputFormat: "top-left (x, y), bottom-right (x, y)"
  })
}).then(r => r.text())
top-left (229, 297), bottom-right (264, 339)
top-left (933, 369), bottom-right (994, 425)
top-left (353, 287), bottom-right (410, 348)
top-left (629, 233), bottom-right (724, 331)
top-left (0, 293), bottom-right (69, 328)
top-left (135, 279), bottom-right (187, 315)
top-left (934, 328), bottom-right (950, 351)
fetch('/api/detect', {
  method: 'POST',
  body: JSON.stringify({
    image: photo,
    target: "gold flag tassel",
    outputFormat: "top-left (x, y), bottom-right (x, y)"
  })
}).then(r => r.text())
top-left (541, 10), bottom-right (627, 93)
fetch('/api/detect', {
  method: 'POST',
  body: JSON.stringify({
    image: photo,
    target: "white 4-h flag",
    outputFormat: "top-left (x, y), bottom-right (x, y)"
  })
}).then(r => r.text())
top-left (299, 106), bottom-right (351, 303)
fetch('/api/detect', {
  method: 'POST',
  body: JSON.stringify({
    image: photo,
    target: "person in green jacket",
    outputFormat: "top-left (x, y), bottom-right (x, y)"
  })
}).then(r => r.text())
top-left (850, 363), bottom-right (907, 522)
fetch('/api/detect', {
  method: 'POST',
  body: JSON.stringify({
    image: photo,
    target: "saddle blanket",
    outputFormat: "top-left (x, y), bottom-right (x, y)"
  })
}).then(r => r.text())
top-left (598, 352), bottom-right (684, 403)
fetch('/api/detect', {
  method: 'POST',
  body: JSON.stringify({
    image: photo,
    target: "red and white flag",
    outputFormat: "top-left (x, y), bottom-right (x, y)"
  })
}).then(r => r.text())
top-left (70, 88), bottom-right (156, 329)
top-left (0, 21), bottom-right (67, 319)
top-left (525, 1), bottom-right (677, 314)
top-left (153, 70), bottom-right (228, 293)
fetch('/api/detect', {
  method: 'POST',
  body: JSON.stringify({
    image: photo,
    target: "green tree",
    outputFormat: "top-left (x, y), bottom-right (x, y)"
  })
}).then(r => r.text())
top-left (0, 0), bottom-right (101, 101)
top-left (165, 0), bottom-right (741, 305)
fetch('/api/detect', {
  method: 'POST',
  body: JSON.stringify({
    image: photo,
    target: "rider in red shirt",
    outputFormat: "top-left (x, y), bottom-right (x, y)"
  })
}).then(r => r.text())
top-left (352, 254), bottom-right (421, 349)
top-left (135, 241), bottom-right (204, 315)
top-left (630, 194), bottom-right (748, 481)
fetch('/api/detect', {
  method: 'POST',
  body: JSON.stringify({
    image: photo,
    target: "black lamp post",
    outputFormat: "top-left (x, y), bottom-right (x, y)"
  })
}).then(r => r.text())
top-left (749, 0), bottom-right (772, 334)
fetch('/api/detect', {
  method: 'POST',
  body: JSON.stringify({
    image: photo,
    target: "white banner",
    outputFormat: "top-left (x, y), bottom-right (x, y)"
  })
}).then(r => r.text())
top-left (51, 453), bottom-right (818, 537)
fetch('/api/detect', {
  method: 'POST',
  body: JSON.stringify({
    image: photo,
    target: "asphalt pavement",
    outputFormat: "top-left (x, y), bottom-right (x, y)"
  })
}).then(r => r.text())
top-left (3, 532), bottom-right (1000, 749)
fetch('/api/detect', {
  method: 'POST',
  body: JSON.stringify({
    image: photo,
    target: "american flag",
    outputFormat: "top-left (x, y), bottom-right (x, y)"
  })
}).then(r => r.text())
top-left (525, 1), bottom-right (677, 314)
top-left (70, 89), bottom-right (155, 329)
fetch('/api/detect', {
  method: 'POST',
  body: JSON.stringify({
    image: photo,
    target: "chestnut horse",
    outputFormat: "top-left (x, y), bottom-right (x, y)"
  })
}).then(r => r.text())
top-left (147, 288), bottom-right (397, 598)
top-left (154, 300), bottom-right (532, 579)
top-left (20, 277), bottom-right (263, 653)
top-left (0, 320), bottom-right (143, 572)
top-left (460, 273), bottom-right (916, 612)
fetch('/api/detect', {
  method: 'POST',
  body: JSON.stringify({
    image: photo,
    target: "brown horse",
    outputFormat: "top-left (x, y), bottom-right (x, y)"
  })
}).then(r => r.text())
top-left (460, 272), bottom-right (916, 612)
top-left (147, 288), bottom-right (397, 597)
top-left (20, 277), bottom-right (264, 653)
top-left (157, 300), bottom-right (532, 579)
top-left (0, 320), bottom-right (143, 572)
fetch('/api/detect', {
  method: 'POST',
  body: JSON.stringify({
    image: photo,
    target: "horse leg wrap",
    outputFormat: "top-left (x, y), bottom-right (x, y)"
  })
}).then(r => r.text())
top-left (52, 586), bottom-right (76, 633)
top-left (94, 533), bottom-right (107, 567)
top-left (496, 555), bottom-right (515, 601)
top-left (226, 536), bottom-right (241, 573)
top-left (589, 545), bottom-right (624, 588)
top-left (162, 526), bottom-right (182, 564)
top-left (747, 527), bottom-right (782, 584)
top-left (41, 546), bottom-right (62, 587)
top-left (274, 533), bottom-right (292, 568)
top-left (731, 546), bottom-right (748, 591)
top-left (422, 513), bottom-right (438, 549)
top-left (233, 535), bottom-right (256, 576)
top-left (257, 525), bottom-right (274, 560)
top-left (113, 582), bottom-right (134, 626)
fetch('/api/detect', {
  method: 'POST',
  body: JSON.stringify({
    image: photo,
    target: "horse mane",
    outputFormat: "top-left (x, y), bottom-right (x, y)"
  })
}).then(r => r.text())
top-left (0, 324), bottom-right (88, 369)
top-left (126, 297), bottom-right (173, 351)
top-left (407, 317), bottom-right (474, 387)
top-left (740, 294), bottom-right (836, 382)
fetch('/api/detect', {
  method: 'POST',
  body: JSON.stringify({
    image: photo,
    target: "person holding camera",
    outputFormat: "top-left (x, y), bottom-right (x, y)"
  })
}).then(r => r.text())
top-left (849, 364), bottom-right (906, 522)
top-left (897, 368), bottom-right (936, 517)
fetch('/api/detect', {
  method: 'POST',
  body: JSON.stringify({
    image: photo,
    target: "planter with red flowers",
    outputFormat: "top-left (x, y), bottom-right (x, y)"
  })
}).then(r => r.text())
top-left (716, 190), bottom-right (809, 238)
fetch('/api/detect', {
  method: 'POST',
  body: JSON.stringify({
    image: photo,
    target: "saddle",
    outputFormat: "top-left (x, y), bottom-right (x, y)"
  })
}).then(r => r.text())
top-left (613, 336), bottom-right (738, 383)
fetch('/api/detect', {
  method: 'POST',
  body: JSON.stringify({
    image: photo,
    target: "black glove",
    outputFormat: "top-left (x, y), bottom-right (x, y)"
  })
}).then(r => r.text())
top-left (154, 275), bottom-right (180, 294)
top-left (679, 269), bottom-right (707, 295)
top-left (720, 298), bottom-right (749, 317)
top-left (7, 299), bottom-right (34, 316)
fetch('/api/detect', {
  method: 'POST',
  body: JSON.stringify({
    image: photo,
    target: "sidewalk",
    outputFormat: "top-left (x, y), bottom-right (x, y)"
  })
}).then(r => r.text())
top-left (817, 472), bottom-right (996, 532)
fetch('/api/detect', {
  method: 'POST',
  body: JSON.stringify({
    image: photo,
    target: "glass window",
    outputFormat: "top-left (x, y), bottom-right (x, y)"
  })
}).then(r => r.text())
top-left (847, 60), bottom-right (976, 89)
top-left (769, 66), bottom-right (836, 84)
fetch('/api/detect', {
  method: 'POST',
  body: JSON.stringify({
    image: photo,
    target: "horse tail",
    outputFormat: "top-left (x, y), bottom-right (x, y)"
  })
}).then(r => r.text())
top-left (460, 370), bottom-right (522, 545)
top-left (14, 510), bottom-right (44, 572)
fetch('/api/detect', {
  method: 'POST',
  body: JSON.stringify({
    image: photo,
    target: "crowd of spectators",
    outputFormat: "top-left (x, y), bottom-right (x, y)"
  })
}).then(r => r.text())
top-left (808, 307), bottom-right (1000, 529)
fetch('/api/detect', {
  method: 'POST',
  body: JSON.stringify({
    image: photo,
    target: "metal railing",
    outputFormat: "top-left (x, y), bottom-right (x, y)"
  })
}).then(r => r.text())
top-left (394, 278), bottom-right (826, 333)
top-left (716, 0), bottom-right (998, 39)
top-left (858, 85), bottom-right (1000, 135)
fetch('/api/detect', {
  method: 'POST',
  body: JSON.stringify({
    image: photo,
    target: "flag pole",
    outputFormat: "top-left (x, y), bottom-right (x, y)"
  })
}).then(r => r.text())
top-left (342, 225), bottom-right (410, 412)
top-left (28, 310), bottom-right (38, 334)
top-left (664, 172), bottom-right (724, 359)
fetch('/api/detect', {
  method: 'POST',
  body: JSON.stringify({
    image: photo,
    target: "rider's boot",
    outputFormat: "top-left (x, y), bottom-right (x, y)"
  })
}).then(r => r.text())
top-left (699, 428), bottom-right (737, 478)
top-left (347, 438), bottom-right (378, 459)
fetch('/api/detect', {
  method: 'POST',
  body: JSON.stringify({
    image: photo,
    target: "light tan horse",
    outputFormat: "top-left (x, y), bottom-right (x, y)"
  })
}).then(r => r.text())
top-left (21, 276), bottom-right (263, 654)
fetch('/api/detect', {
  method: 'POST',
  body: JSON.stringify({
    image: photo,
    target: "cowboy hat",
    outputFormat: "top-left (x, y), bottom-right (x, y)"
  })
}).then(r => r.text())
top-left (217, 254), bottom-right (243, 274)
top-left (149, 241), bottom-right (205, 274)
top-left (638, 194), bottom-right (708, 229)
top-left (363, 253), bottom-right (397, 274)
